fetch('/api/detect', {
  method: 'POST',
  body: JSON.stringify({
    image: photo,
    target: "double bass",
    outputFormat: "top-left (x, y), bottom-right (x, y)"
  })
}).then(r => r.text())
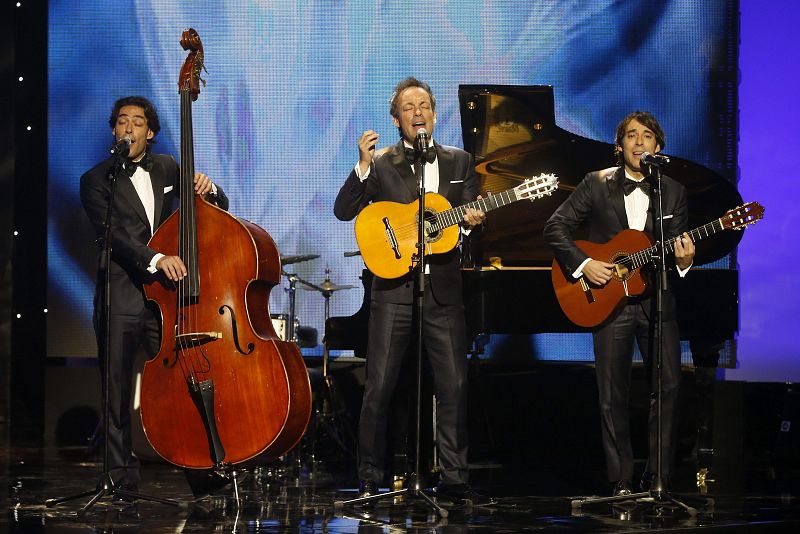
top-left (140, 29), bottom-right (311, 469)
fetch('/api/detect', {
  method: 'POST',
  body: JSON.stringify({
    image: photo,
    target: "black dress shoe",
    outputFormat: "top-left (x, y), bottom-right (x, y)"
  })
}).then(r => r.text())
top-left (188, 471), bottom-right (236, 499)
top-left (640, 471), bottom-right (652, 492)
top-left (612, 480), bottom-right (632, 496)
top-left (112, 483), bottom-right (139, 503)
top-left (358, 479), bottom-right (378, 499)
top-left (434, 484), bottom-right (496, 507)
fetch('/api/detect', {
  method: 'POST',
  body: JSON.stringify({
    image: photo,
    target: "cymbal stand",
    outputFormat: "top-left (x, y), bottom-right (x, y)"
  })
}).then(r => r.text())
top-left (280, 270), bottom-right (354, 467)
top-left (283, 270), bottom-right (300, 343)
top-left (318, 269), bottom-right (356, 452)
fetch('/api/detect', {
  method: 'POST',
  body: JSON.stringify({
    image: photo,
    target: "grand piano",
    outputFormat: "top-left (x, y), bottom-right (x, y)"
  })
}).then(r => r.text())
top-left (327, 85), bottom-right (743, 363)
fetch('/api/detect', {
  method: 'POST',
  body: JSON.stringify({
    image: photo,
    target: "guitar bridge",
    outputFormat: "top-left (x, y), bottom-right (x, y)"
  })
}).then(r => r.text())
top-left (579, 277), bottom-right (595, 303)
top-left (382, 217), bottom-right (401, 259)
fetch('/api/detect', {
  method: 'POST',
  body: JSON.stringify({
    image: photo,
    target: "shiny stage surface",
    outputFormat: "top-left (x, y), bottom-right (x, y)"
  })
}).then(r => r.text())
top-left (5, 363), bottom-right (800, 532)
top-left (4, 442), bottom-right (800, 532)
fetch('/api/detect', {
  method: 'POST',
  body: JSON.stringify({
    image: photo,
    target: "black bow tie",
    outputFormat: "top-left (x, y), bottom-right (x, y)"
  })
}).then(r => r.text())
top-left (622, 178), bottom-right (650, 196)
top-left (404, 145), bottom-right (437, 165)
top-left (124, 153), bottom-right (154, 177)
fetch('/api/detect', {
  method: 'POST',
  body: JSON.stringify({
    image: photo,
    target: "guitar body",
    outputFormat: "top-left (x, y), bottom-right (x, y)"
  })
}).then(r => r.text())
top-left (551, 229), bottom-right (653, 328)
top-left (355, 192), bottom-right (460, 279)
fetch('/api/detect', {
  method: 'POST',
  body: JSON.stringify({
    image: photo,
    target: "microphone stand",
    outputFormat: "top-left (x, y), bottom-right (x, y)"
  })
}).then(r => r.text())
top-left (46, 153), bottom-right (178, 515)
top-left (334, 137), bottom-right (448, 519)
top-left (571, 160), bottom-right (698, 516)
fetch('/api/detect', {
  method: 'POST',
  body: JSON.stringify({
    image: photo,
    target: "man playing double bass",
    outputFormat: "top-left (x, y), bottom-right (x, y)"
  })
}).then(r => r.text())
top-left (80, 96), bottom-right (227, 500)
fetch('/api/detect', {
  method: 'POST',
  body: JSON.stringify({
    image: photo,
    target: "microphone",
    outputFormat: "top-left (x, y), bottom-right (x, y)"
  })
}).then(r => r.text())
top-left (110, 136), bottom-right (132, 157)
top-left (640, 152), bottom-right (670, 165)
top-left (414, 128), bottom-right (429, 152)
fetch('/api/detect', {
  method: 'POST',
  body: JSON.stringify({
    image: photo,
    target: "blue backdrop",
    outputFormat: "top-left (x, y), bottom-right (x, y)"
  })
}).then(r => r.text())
top-left (48, 0), bottom-right (785, 379)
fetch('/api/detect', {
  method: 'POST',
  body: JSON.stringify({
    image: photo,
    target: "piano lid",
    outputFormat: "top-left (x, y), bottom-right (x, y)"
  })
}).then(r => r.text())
top-left (458, 85), bottom-right (743, 267)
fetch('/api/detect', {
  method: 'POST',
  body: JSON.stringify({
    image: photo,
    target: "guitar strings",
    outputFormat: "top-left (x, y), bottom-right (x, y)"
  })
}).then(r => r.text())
top-left (612, 214), bottom-right (739, 269)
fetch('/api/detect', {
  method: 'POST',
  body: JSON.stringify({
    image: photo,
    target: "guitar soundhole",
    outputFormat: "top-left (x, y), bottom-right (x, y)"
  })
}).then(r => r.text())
top-left (420, 210), bottom-right (442, 243)
top-left (610, 253), bottom-right (631, 281)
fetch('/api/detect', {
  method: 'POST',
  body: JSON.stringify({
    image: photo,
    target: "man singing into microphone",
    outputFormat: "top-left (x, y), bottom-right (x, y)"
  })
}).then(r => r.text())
top-left (544, 111), bottom-right (695, 496)
top-left (334, 77), bottom-right (491, 506)
top-left (80, 96), bottom-right (227, 501)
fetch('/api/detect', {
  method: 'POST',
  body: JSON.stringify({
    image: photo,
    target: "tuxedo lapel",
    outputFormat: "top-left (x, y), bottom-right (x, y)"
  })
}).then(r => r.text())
top-left (436, 141), bottom-right (452, 199)
top-left (389, 140), bottom-right (419, 200)
top-left (149, 158), bottom-right (165, 227)
top-left (607, 167), bottom-right (630, 230)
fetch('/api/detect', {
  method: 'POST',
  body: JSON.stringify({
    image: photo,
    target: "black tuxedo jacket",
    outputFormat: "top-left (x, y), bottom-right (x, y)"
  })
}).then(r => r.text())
top-left (334, 140), bottom-right (480, 305)
top-left (543, 166), bottom-right (688, 320)
top-left (80, 153), bottom-right (229, 315)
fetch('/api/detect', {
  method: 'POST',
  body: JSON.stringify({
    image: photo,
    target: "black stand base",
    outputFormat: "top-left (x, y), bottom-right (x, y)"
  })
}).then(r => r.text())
top-left (45, 473), bottom-right (180, 517)
top-left (571, 488), bottom-right (699, 517)
top-left (333, 475), bottom-right (449, 518)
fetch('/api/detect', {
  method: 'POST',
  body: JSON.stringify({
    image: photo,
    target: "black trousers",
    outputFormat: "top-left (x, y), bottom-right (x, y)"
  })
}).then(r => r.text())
top-left (592, 300), bottom-right (681, 483)
top-left (95, 305), bottom-right (160, 487)
top-left (358, 288), bottom-right (469, 486)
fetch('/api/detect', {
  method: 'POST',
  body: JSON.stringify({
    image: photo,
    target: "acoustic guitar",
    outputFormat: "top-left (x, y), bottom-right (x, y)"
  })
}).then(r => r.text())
top-left (355, 173), bottom-right (559, 279)
top-left (551, 201), bottom-right (764, 328)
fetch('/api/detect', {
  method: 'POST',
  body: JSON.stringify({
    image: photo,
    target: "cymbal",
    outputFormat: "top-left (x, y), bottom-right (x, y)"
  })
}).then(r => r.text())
top-left (300, 280), bottom-right (356, 292)
top-left (280, 254), bottom-right (320, 266)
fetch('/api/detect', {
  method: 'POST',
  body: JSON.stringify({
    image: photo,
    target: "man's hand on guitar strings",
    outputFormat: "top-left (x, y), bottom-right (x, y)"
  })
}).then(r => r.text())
top-left (462, 195), bottom-right (486, 229)
top-left (582, 259), bottom-right (616, 286)
top-left (674, 232), bottom-right (695, 269)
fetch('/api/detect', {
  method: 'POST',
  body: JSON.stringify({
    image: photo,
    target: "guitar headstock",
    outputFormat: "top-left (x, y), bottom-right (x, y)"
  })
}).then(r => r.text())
top-left (720, 201), bottom-right (765, 230)
top-left (516, 173), bottom-right (559, 201)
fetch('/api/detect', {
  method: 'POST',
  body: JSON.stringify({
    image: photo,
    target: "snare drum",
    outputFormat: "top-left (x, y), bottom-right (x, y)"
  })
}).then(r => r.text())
top-left (270, 314), bottom-right (300, 341)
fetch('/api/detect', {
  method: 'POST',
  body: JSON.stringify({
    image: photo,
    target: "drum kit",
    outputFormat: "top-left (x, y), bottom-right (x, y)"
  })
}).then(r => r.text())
top-left (278, 253), bottom-right (357, 460)
top-left (277, 253), bottom-right (355, 346)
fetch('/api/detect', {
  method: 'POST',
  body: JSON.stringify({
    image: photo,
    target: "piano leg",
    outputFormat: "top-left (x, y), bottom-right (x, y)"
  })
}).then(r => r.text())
top-left (468, 335), bottom-right (496, 452)
top-left (690, 338), bottom-right (722, 494)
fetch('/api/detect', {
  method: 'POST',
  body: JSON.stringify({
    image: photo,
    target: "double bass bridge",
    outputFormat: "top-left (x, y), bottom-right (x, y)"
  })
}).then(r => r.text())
top-left (175, 331), bottom-right (223, 349)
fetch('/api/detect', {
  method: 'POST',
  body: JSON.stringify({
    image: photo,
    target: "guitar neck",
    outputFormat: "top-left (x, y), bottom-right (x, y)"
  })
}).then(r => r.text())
top-left (626, 217), bottom-right (726, 270)
top-left (430, 187), bottom-right (520, 232)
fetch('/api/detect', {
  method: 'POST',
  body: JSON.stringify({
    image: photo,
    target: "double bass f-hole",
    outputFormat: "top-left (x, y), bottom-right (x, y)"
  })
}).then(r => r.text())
top-left (219, 304), bottom-right (255, 355)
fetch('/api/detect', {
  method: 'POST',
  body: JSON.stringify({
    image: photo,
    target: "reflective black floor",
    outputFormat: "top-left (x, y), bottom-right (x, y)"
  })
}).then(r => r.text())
top-left (5, 439), bottom-right (800, 532)
top-left (5, 364), bottom-right (800, 532)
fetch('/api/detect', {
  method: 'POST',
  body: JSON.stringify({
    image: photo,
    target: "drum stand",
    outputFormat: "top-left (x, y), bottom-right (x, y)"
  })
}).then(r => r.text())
top-left (279, 265), bottom-right (356, 473)
top-left (317, 269), bottom-right (357, 454)
top-left (299, 269), bottom-right (357, 460)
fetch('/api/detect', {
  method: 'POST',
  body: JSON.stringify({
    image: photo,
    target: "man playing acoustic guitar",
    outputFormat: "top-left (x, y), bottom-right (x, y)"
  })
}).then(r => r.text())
top-left (334, 77), bottom-right (490, 506)
top-left (544, 111), bottom-right (695, 496)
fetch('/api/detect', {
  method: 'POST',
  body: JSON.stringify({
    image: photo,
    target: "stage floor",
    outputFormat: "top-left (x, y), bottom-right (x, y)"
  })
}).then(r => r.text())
top-left (5, 363), bottom-right (800, 532)
top-left (4, 441), bottom-right (800, 532)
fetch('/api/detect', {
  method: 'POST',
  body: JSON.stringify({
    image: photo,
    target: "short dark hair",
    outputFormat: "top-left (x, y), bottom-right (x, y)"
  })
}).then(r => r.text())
top-left (614, 111), bottom-right (665, 158)
top-left (108, 96), bottom-right (161, 141)
top-left (389, 77), bottom-right (436, 119)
